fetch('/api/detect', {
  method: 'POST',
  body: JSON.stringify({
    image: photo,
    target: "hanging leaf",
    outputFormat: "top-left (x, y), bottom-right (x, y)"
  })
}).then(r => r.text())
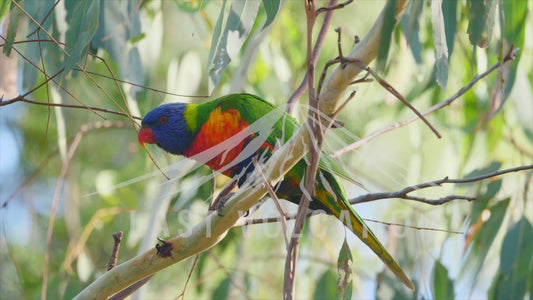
top-left (376, 0), bottom-right (397, 72)
top-left (207, 0), bottom-right (261, 93)
top-left (458, 199), bottom-right (510, 294)
top-left (91, 0), bottom-right (144, 95)
top-left (501, 0), bottom-right (528, 101)
top-left (441, 0), bottom-right (458, 60)
top-left (431, 0), bottom-right (449, 89)
top-left (433, 260), bottom-right (454, 300)
top-left (401, 0), bottom-right (424, 65)
top-left (261, 0), bottom-right (281, 30)
top-left (10, 0), bottom-right (59, 88)
top-left (336, 237), bottom-right (353, 300)
top-left (2, 1), bottom-right (22, 57)
top-left (62, 0), bottom-right (100, 80)
top-left (489, 217), bottom-right (533, 300)
top-left (467, 0), bottom-right (498, 48)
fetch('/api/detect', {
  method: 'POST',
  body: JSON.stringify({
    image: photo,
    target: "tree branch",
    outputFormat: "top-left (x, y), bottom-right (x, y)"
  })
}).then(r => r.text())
top-left (350, 164), bottom-right (533, 205)
top-left (287, 0), bottom-right (342, 113)
top-left (1, 96), bottom-right (142, 121)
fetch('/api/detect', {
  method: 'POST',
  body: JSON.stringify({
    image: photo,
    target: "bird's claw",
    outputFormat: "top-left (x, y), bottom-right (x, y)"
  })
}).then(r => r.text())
top-left (215, 192), bottom-right (234, 217)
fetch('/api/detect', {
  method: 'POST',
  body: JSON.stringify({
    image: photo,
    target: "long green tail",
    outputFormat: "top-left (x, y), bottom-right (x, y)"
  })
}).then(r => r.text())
top-left (318, 173), bottom-right (415, 290)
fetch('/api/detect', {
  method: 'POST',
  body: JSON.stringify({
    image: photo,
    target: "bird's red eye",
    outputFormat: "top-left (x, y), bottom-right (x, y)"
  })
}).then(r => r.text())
top-left (159, 116), bottom-right (168, 124)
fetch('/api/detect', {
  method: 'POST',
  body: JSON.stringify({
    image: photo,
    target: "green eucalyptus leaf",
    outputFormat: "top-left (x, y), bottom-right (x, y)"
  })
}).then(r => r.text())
top-left (336, 237), bottom-right (353, 300)
top-left (62, 0), bottom-right (100, 80)
top-left (207, 0), bottom-right (261, 93)
top-left (467, 0), bottom-right (498, 48)
top-left (314, 269), bottom-right (338, 300)
top-left (261, 0), bottom-right (281, 30)
top-left (376, 0), bottom-right (397, 72)
top-left (458, 199), bottom-right (510, 294)
top-left (401, 0), bottom-right (424, 65)
top-left (431, 0), bottom-right (449, 89)
top-left (433, 260), bottom-right (454, 300)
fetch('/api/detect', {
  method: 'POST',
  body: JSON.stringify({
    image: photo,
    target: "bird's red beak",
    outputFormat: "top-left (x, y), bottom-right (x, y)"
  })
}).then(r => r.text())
top-left (138, 127), bottom-right (157, 148)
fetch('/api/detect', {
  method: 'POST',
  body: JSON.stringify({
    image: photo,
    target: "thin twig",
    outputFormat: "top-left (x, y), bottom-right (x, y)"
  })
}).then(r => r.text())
top-left (36, 29), bottom-right (53, 137)
top-left (360, 63), bottom-right (442, 138)
top-left (284, 1), bottom-right (326, 298)
top-left (253, 158), bottom-right (291, 248)
top-left (350, 164), bottom-right (533, 205)
top-left (26, 0), bottom-right (61, 38)
top-left (286, 0), bottom-right (339, 113)
top-left (175, 255), bottom-right (200, 300)
top-left (235, 210), bottom-right (464, 234)
top-left (1, 96), bottom-right (143, 120)
top-left (73, 67), bottom-right (208, 99)
top-left (43, 129), bottom-right (84, 299)
top-left (108, 276), bottom-right (154, 300)
top-left (362, 218), bottom-right (464, 234)
top-left (316, 0), bottom-right (354, 15)
top-left (107, 232), bottom-right (124, 271)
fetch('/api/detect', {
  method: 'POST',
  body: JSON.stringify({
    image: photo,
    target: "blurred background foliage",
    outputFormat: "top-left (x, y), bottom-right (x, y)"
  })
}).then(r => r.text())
top-left (0, 0), bottom-right (532, 299)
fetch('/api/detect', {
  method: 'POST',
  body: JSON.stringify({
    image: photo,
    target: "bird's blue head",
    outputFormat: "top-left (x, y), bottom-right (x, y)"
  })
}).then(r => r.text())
top-left (138, 103), bottom-right (194, 155)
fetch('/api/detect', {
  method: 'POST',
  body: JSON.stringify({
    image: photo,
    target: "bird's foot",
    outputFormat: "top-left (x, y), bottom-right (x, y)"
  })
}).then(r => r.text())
top-left (215, 192), bottom-right (234, 217)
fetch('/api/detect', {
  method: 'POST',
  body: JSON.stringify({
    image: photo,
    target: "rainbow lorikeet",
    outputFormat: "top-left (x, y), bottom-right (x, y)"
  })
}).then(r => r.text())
top-left (138, 93), bottom-right (414, 290)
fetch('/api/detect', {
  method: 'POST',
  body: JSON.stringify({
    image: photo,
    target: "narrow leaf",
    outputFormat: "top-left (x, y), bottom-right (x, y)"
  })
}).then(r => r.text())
top-left (431, 0), bottom-right (449, 89)
top-left (490, 217), bottom-right (533, 300)
top-left (207, 0), bottom-right (261, 93)
top-left (458, 199), bottom-right (510, 294)
top-left (63, 0), bottom-right (100, 79)
top-left (3, 2), bottom-right (22, 56)
top-left (433, 260), bottom-right (454, 300)
top-left (206, 0), bottom-right (228, 80)
top-left (0, 0), bottom-right (11, 20)
top-left (479, 179), bottom-right (502, 201)
top-left (261, 0), bottom-right (281, 30)
top-left (401, 0), bottom-right (424, 65)
top-left (336, 237), bottom-right (353, 300)
top-left (91, 0), bottom-right (144, 94)
top-left (441, 0), bottom-right (458, 59)
top-left (212, 278), bottom-right (231, 300)
top-left (502, 0), bottom-right (528, 100)
top-left (467, 0), bottom-right (498, 48)
top-left (376, 0), bottom-right (397, 71)
top-left (314, 269), bottom-right (338, 300)
top-left (464, 161), bottom-right (502, 180)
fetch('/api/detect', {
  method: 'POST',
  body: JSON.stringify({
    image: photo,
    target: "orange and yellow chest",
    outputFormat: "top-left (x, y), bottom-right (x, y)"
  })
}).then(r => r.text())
top-left (184, 107), bottom-right (254, 176)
